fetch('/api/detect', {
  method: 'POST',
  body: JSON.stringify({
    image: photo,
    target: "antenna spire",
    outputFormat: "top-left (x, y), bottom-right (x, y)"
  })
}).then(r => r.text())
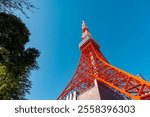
top-left (81, 20), bottom-right (92, 40)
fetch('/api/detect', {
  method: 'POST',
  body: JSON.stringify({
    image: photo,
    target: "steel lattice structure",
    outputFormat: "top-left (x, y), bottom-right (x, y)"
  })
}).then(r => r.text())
top-left (57, 21), bottom-right (150, 100)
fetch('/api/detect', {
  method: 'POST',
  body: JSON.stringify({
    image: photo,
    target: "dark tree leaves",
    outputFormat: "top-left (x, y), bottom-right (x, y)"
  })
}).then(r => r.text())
top-left (0, 13), bottom-right (40, 100)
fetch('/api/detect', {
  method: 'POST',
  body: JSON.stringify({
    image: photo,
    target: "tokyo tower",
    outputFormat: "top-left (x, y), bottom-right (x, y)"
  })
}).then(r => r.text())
top-left (57, 20), bottom-right (150, 100)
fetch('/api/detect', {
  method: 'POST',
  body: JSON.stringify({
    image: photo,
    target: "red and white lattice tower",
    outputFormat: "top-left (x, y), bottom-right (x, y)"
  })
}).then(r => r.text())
top-left (57, 20), bottom-right (150, 100)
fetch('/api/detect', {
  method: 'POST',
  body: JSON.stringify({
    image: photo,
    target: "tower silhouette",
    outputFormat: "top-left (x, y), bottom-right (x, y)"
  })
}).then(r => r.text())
top-left (57, 21), bottom-right (150, 100)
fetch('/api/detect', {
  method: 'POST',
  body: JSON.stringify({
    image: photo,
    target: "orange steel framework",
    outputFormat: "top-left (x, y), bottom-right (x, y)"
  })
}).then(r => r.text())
top-left (57, 21), bottom-right (150, 100)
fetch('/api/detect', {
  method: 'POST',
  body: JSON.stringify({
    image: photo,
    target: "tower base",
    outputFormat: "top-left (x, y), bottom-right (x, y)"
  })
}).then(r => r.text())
top-left (77, 80), bottom-right (125, 100)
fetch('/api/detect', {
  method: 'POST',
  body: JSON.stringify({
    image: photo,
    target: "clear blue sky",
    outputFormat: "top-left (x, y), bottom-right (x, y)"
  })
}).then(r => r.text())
top-left (19, 0), bottom-right (150, 99)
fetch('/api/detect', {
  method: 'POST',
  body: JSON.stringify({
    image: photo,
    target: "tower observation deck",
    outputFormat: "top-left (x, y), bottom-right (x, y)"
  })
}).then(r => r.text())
top-left (57, 21), bottom-right (150, 100)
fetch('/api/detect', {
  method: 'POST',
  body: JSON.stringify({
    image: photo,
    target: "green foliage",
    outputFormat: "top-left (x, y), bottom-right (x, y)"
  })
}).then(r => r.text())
top-left (0, 13), bottom-right (40, 99)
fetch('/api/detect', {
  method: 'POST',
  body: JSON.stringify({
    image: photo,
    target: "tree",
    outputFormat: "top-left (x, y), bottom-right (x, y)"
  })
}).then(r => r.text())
top-left (0, 0), bottom-right (35, 17)
top-left (0, 13), bottom-right (40, 99)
